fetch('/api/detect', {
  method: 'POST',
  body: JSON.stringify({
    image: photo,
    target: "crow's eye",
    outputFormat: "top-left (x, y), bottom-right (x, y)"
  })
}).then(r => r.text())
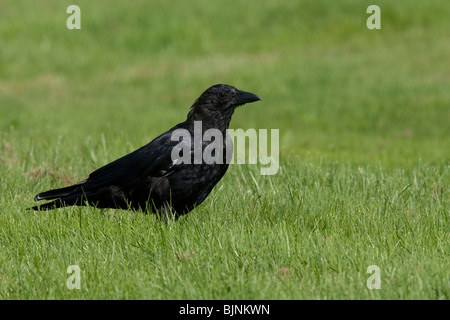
top-left (219, 92), bottom-right (226, 98)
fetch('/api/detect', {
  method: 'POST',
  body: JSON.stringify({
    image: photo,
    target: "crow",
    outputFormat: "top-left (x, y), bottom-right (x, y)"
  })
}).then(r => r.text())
top-left (32, 84), bottom-right (261, 221)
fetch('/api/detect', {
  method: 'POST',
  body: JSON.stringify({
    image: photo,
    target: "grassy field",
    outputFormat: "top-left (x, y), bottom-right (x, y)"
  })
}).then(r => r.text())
top-left (0, 0), bottom-right (449, 299)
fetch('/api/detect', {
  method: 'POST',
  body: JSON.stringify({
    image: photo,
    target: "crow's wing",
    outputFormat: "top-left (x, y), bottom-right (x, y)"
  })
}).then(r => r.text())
top-left (83, 130), bottom-right (181, 190)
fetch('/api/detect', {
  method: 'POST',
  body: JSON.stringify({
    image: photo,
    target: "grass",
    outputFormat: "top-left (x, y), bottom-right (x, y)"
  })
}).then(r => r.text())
top-left (1, 160), bottom-right (448, 299)
top-left (0, 0), bottom-right (449, 299)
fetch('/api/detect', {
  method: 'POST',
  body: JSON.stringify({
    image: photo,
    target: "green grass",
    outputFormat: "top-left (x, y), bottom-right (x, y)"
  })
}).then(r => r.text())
top-left (0, 0), bottom-right (449, 299)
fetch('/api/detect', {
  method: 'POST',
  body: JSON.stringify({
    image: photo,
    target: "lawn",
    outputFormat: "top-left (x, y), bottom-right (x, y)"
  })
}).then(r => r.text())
top-left (0, 0), bottom-right (448, 299)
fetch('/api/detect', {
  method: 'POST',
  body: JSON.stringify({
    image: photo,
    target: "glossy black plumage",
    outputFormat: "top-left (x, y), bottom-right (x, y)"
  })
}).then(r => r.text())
top-left (32, 84), bottom-right (261, 220)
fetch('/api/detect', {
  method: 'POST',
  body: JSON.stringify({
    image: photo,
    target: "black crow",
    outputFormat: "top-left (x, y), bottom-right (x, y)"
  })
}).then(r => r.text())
top-left (32, 84), bottom-right (261, 221)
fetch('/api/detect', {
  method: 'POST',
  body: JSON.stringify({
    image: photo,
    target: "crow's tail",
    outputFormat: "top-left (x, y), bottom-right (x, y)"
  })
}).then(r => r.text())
top-left (31, 180), bottom-right (90, 211)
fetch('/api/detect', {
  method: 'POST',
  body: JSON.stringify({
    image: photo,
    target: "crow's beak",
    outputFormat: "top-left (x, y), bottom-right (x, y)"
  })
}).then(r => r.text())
top-left (235, 90), bottom-right (261, 106)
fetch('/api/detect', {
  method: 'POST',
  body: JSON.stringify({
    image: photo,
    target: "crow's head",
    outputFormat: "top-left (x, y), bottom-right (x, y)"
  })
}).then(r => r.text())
top-left (188, 84), bottom-right (261, 122)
